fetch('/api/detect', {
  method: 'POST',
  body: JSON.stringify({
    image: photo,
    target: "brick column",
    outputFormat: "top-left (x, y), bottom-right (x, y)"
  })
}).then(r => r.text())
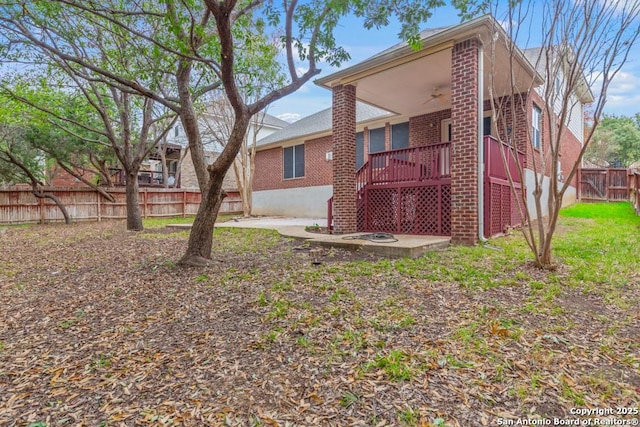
top-left (332, 84), bottom-right (357, 234)
top-left (450, 39), bottom-right (479, 244)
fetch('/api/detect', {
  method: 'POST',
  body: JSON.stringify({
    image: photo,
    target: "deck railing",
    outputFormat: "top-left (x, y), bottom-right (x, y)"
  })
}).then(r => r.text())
top-left (483, 135), bottom-right (525, 183)
top-left (109, 168), bottom-right (180, 188)
top-left (367, 142), bottom-right (451, 185)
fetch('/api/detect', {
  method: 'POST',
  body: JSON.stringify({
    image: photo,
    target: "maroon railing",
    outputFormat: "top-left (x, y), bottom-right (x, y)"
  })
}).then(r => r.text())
top-left (483, 136), bottom-right (526, 237)
top-left (328, 143), bottom-right (452, 233)
top-left (328, 138), bottom-right (528, 237)
top-left (367, 143), bottom-right (451, 185)
top-left (483, 136), bottom-right (524, 183)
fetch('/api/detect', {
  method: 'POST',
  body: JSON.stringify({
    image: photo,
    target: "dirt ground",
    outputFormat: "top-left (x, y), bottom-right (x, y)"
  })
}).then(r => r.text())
top-left (0, 221), bottom-right (638, 426)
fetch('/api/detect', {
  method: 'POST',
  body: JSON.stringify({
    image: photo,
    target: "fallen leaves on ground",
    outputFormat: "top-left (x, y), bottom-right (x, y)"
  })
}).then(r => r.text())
top-left (0, 221), bottom-right (638, 426)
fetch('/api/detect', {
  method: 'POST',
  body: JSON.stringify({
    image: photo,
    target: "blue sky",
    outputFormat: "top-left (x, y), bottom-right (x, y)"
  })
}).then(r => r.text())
top-left (268, 4), bottom-right (640, 122)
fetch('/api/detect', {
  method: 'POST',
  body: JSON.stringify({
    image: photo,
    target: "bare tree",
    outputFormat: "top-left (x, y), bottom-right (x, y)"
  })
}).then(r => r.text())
top-left (484, 0), bottom-right (640, 268)
top-left (202, 93), bottom-right (268, 217)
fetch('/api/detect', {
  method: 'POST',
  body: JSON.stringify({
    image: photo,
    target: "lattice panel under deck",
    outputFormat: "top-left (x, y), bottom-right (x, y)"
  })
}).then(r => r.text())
top-left (366, 188), bottom-right (399, 233)
top-left (501, 185), bottom-right (512, 232)
top-left (490, 183), bottom-right (503, 236)
top-left (441, 185), bottom-right (452, 235)
top-left (356, 194), bottom-right (366, 231)
top-left (363, 184), bottom-right (451, 235)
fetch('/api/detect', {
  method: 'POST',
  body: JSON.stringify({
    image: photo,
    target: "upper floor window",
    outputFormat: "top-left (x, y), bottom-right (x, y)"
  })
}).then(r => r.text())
top-left (283, 144), bottom-right (304, 179)
top-left (532, 105), bottom-right (542, 150)
top-left (174, 126), bottom-right (180, 137)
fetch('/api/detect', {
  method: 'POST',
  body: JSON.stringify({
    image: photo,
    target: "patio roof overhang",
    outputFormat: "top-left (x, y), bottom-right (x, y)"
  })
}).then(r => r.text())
top-left (315, 15), bottom-right (544, 117)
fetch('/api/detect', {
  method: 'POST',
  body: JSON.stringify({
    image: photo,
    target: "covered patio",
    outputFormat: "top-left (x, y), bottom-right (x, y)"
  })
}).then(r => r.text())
top-left (316, 15), bottom-right (541, 244)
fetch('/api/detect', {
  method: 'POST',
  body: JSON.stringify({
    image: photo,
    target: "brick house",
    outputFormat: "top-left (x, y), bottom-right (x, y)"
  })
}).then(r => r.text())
top-left (253, 15), bottom-right (590, 244)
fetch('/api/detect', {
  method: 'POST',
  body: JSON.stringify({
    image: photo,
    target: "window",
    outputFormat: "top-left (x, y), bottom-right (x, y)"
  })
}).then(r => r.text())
top-left (532, 105), bottom-right (542, 150)
top-left (483, 116), bottom-right (492, 136)
top-left (283, 144), bottom-right (304, 179)
top-left (441, 119), bottom-right (452, 142)
top-left (355, 132), bottom-right (364, 170)
top-left (169, 161), bottom-right (178, 173)
top-left (442, 113), bottom-right (492, 142)
top-left (391, 122), bottom-right (409, 150)
top-left (174, 126), bottom-right (180, 137)
top-left (369, 127), bottom-right (385, 153)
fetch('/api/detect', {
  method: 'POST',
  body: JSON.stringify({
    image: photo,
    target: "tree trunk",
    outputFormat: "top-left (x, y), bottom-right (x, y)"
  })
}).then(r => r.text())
top-left (179, 176), bottom-right (227, 266)
top-left (32, 189), bottom-right (71, 224)
top-left (158, 142), bottom-right (169, 188)
top-left (125, 171), bottom-right (143, 231)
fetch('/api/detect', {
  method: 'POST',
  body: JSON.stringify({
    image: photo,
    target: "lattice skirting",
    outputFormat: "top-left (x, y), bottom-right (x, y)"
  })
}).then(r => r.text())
top-left (359, 184), bottom-right (451, 235)
top-left (485, 180), bottom-right (524, 237)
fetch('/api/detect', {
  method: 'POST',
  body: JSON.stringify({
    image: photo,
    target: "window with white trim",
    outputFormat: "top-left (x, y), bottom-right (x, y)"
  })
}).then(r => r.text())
top-left (283, 144), bottom-right (304, 179)
top-left (532, 105), bottom-right (542, 150)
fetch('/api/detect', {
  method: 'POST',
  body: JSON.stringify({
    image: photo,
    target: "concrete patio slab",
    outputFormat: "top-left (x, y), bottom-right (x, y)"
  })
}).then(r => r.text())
top-left (167, 216), bottom-right (450, 258)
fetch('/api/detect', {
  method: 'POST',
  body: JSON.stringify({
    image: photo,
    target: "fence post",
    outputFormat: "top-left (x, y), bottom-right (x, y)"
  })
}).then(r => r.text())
top-left (183, 190), bottom-right (187, 218)
top-left (143, 189), bottom-right (148, 219)
top-left (97, 192), bottom-right (101, 222)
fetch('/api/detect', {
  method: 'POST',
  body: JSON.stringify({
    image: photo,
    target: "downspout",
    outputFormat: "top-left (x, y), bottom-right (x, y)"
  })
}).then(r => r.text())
top-left (477, 41), bottom-right (488, 244)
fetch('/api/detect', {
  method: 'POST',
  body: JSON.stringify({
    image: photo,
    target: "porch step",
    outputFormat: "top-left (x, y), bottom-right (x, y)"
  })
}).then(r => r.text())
top-left (304, 233), bottom-right (450, 258)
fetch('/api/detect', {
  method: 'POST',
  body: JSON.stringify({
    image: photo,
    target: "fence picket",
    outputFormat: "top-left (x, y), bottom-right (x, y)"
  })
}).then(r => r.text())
top-left (0, 187), bottom-right (242, 224)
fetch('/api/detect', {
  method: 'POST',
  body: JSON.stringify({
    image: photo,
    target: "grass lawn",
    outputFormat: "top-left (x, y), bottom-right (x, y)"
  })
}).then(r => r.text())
top-left (0, 203), bottom-right (638, 426)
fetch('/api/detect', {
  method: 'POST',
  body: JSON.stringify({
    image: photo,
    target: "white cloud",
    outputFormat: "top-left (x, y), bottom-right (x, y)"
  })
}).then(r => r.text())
top-left (607, 71), bottom-right (638, 94)
top-left (588, 68), bottom-right (640, 114)
top-left (277, 113), bottom-right (301, 123)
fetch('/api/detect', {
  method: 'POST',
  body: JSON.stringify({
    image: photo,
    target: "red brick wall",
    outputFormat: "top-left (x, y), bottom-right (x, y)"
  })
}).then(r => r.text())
top-left (450, 38), bottom-right (480, 245)
top-left (49, 165), bottom-right (97, 187)
top-left (331, 84), bottom-right (357, 234)
top-left (409, 109), bottom-right (452, 146)
top-left (254, 136), bottom-right (333, 191)
top-left (529, 90), bottom-right (581, 187)
top-left (559, 128), bottom-right (581, 187)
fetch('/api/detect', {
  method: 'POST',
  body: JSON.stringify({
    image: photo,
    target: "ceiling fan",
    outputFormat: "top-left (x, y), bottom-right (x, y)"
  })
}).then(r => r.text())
top-left (423, 87), bottom-right (450, 106)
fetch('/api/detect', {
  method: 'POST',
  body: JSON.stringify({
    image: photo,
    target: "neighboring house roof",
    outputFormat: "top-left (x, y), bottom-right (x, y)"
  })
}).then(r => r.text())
top-left (260, 113), bottom-right (291, 129)
top-left (522, 46), bottom-right (594, 103)
top-left (256, 102), bottom-right (394, 148)
top-left (202, 109), bottom-right (290, 130)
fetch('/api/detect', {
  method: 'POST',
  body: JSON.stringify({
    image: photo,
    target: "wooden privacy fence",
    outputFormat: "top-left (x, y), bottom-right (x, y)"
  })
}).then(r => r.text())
top-left (579, 168), bottom-right (631, 202)
top-left (0, 187), bottom-right (242, 225)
